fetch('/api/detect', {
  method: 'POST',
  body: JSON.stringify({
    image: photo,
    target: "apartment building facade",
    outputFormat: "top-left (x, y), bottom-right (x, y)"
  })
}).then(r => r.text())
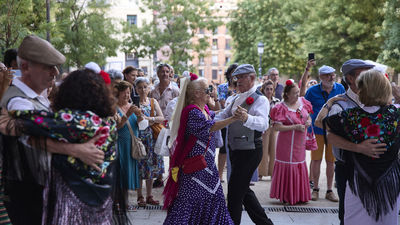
top-left (104, 0), bottom-right (154, 76)
top-left (190, 0), bottom-right (237, 84)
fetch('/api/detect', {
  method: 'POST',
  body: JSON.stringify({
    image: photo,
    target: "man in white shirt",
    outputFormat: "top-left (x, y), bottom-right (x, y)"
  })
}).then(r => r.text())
top-left (0, 35), bottom-right (104, 225)
top-left (216, 64), bottom-right (273, 225)
top-left (149, 63), bottom-right (179, 188)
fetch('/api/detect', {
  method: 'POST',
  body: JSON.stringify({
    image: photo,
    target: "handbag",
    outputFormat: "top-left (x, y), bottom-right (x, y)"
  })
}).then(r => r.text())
top-left (182, 135), bottom-right (211, 174)
top-left (306, 126), bottom-right (318, 151)
top-left (154, 127), bottom-right (171, 156)
top-left (117, 107), bottom-right (147, 159)
top-left (150, 98), bottom-right (165, 140)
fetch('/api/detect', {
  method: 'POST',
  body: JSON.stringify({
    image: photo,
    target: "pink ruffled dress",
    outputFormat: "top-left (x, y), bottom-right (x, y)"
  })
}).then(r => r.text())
top-left (269, 97), bottom-right (312, 205)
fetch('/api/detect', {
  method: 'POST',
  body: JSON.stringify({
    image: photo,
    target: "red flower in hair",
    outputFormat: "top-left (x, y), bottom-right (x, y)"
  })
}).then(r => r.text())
top-left (286, 79), bottom-right (294, 86)
top-left (99, 70), bottom-right (111, 85)
top-left (385, 73), bottom-right (389, 80)
top-left (246, 97), bottom-right (254, 105)
top-left (190, 73), bottom-right (198, 81)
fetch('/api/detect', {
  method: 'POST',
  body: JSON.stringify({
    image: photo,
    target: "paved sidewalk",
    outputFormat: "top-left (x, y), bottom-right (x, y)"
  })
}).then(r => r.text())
top-left (127, 150), bottom-right (343, 224)
top-left (127, 209), bottom-right (340, 225)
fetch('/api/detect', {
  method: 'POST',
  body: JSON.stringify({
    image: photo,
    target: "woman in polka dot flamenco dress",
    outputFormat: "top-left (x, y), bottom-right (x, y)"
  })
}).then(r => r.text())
top-left (163, 74), bottom-right (237, 224)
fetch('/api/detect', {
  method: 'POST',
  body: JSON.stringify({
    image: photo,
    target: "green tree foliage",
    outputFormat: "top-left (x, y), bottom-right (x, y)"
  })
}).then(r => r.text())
top-left (229, 0), bottom-right (308, 78)
top-left (53, 0), bottom-right (120, 68)
top-left (302, 0), bottom-right (385, 70)
top-left (379, 0), bottom-right (400, 72)
top-left (123, 0), bottom-right (220, 74)
top-left (0, 0), bottom-right (47, 57)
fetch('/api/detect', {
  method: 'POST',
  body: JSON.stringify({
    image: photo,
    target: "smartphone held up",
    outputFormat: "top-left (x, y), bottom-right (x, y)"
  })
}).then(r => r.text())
top-left (308, 53), bottom-right (315, 61)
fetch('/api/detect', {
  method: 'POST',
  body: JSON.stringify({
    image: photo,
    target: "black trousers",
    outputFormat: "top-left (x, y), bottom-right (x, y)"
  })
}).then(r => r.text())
top-left (335, 161), bottom-right (347, 225)
top-left (228, 146), bottom-right (272, 225)
top-left (219, 128), bottom-right (227, 154)
top-left (4, 180), bottom-right (43, 225)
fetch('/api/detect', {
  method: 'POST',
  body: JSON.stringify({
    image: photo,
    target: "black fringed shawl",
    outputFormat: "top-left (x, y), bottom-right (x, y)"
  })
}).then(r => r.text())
top-left (325, 105), bottom-right (400, 221)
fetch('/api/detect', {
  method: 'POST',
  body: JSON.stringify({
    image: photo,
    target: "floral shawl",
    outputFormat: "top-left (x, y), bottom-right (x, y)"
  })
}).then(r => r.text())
top-left (11, 109), bottom-right (117, 206)
top-left (325, 105), bottom-right (400, 221)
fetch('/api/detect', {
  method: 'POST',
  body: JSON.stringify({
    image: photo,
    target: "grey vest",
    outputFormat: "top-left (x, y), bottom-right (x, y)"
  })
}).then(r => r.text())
top-left (1, 85), bottom-right (49, 111)
top-left (227, 90), bottom-right (263, 150)
top-left (1, 85), bottom-right (50, 185)
top-left (330, 93), bottom-right (359, 162)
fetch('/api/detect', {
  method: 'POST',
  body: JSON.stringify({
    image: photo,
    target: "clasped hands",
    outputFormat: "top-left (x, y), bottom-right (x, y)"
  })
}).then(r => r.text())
top-left (233, 106), bottom-right (248, 122)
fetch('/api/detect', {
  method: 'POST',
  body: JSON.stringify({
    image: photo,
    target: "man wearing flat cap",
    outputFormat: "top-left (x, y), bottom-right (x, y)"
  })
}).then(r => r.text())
top-left (0, 35), bottom-right (104, 225)
top-left (313, 59), bottom-right (383, 225)
top-left (305, 65), bottom-right (345, 203)
top-left (216, 64), bottom-right (273, 225)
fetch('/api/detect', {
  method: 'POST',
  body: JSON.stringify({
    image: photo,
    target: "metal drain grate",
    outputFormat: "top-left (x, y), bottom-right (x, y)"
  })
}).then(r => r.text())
top-left (130, 205), bottom-right (338, 214)
top-left (133, 205), bottom-right (164, 210)
top-left (264, 206), bottom-right (338, 214)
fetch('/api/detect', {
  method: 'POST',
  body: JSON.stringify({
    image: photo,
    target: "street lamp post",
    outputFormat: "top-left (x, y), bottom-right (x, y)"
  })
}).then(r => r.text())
top-left (257, 42), bottom-right (264, 77)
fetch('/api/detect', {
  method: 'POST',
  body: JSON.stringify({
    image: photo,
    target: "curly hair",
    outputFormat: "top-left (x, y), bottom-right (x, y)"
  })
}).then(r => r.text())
top-left (113, 81), bottom-right (132, 98)
top-left (51, 69), bottom-right (116, 118)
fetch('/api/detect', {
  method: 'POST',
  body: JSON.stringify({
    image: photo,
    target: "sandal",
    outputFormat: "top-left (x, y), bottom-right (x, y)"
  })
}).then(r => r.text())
top-left (137, 196), bottom-right (146, 207)
top-left (146, 195), bottom-right (160, 205)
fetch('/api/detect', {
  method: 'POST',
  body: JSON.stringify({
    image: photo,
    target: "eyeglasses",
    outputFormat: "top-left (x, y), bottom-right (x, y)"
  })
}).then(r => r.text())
top-left (232, 74), bottom-right (249, 82)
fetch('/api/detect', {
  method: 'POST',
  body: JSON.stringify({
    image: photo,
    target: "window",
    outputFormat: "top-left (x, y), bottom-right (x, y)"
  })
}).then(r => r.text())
top-left (212, 39), bottom-right (218, 49)
top-left (199, 28), bottom-right (205, 34)
top-left (199, 69), bottom-right (204, 77)
top-left (126, 52), bottom-right (135, 60)
top-left (199, 57), bottom-right (204, 65)
top-left (212, 55), bottom-right (218, 65)
top-left (127, 15), bottom-right (137, 25)
top-left (213, 27), bottom-right (218, 35)
top-left (212, 70), bottom-right (218, 80)
top-left (225, 39), bottom-right (231, 50)
top-left (225, 56), bottom-right (231, 65)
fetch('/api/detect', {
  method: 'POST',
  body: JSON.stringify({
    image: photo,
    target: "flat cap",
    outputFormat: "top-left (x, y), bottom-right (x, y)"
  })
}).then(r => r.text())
top-left (318, 65), bottom-right (335, 75)
top-left (340, 59), bottom-right (374, 75)
top-left (18, 35), bottom-right (65, 66)
top-left (232, 64), bottom-right (256, 76)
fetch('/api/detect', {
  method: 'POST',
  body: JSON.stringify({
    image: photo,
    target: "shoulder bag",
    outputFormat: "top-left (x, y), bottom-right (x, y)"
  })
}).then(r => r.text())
top-left (182, 135), bottom-right (211, 174)
top-left (117, 107), bottom-right (147, 160)
top-left (150, 98), bottom-right (165, 140)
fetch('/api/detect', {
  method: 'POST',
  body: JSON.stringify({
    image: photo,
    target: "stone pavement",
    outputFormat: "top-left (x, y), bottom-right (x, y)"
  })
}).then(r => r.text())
top-left (126, 150), bottom-right (342, 224)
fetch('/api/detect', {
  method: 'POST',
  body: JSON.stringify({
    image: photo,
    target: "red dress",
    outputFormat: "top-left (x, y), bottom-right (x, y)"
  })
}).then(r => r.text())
top-left (269, 97), bottom-right (312, 205)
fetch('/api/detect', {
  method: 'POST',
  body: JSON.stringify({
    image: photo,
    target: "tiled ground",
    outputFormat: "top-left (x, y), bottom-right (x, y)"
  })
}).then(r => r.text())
top-left (127, 209), bottom-right (341, 225)
top-left (125, 150), bottom-right (347, 224)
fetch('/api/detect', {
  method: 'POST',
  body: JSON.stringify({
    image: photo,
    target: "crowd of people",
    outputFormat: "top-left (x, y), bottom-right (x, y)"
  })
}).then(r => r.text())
top-left (0, 34), bottom-right (398, 225)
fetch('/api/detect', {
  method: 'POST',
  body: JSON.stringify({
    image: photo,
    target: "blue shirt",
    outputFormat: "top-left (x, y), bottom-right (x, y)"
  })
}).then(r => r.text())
top-left (275, 83), bottom-right (284, 100)
top-left (217, 83), bottom-right (229, 101)
top-left (305, 82), bottom-right (345, 135)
